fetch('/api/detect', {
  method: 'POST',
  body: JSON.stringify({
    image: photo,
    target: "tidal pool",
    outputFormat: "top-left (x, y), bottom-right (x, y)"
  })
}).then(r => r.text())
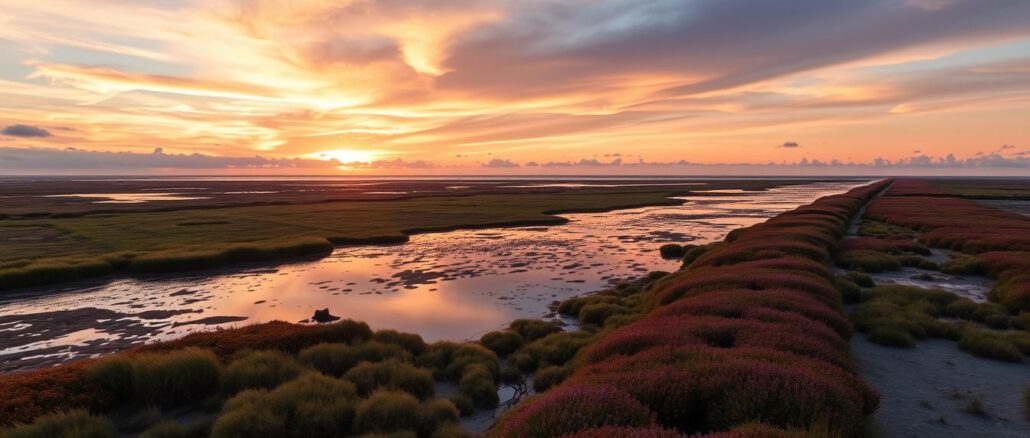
top-left (0, 181), bottom-right (868, 372)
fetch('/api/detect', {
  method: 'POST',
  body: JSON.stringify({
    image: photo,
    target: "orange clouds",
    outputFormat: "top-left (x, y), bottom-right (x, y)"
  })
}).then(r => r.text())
top-left (0, 0), bottom-right (1028, 173)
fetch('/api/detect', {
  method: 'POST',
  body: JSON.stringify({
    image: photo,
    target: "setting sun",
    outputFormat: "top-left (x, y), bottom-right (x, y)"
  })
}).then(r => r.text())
top-left (308, 149), bottom-right (385, 166)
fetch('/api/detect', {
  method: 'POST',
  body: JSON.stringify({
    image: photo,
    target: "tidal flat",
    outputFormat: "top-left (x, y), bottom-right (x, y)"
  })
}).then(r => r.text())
top-left (0, 179), bottom-right (866, 372)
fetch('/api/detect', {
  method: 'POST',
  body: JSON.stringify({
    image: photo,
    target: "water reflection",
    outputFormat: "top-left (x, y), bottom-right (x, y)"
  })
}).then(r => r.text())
top-left (0, 181), bottom-right (867, 372)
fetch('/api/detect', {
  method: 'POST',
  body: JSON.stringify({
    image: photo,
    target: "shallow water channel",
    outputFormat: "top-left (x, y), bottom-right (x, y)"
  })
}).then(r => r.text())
top-left (0, 181), bottom-right (867, 372)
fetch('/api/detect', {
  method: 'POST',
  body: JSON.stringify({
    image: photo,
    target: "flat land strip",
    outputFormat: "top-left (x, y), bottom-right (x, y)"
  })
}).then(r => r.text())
top-left (0, 179), bottom-right (819, 290)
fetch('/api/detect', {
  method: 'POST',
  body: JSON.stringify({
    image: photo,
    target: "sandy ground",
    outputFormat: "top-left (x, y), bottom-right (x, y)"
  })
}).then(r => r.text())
top-left (853, 336), bottom-right (1029, 437)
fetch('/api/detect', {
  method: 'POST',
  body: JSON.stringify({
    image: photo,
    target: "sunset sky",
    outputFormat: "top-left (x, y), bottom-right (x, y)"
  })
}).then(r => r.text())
top-left (0, 0), bottom-right (1028, 175)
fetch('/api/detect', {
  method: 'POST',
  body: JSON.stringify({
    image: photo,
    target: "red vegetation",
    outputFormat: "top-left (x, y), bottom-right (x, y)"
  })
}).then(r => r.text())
top-left (0, 362), bottom-right (113, 428)
top-left (493, 384), bottom-right (656, 438)
top-left (865, 179), bottom-right (1030, 312)
top-left (493, 181), bottom-right (889, 436)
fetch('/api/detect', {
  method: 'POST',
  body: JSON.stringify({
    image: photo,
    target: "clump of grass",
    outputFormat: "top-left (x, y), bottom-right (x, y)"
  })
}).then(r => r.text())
top-left (867, 326), bottom-right (915, 347)
top-left (532, 365), bottom-right (571, 392)
top-left (353, 390), bottom-right (423, 435)
top-left (957, 330), bottom-right (1023, 362)
top-left (858, 220), bottom-right (916, 239)
top-left (458, 364), bottom-right (499, 408)
top-left (508, 319), bottom-right (562, 342)
top-left (578, 303), bottom-right (631, 327)
top-left (131, 348), bottom-right (221, 407)
top-left (479, 331), bottom-right (524, 357)
top-left (833, 276), bottom-right (862, 304)
top-left (299, 343), bottom-right (359, 377)
top-left (211, 373), bottom-right (358, 438)
top-left (372, 330), bottom-right (427, 356)
top-left (220, 350), bottom-right (302, 395)
top-left (0, 410), bottom-right (117, 438)
top-left (354, 340), bottom-right (413, 364)
top-left (416, 398), bottom-right (460, 437)
top-left (941, 255), bottom-right (982, 275)
top-left (448, 394), bottom-right (475, 417)
top-left (417, 342), bottom-right (498, 381)
top-left (848, 285), bottom-right (1023, 352)
top-left (88, 355), bottom-right (135, 401)
top-left (499, 365), bottom-right (523, 385)
top-left (835, 250), bottom-right (901, 272)
top-left (509, 331), bottom-right (595, 372)
top-left (342, 360), bottom-right (435, 400)
top-left (845, 271), bottom-right (874, 287)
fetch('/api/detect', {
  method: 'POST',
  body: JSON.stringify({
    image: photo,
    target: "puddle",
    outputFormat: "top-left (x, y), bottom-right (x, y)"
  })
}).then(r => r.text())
top-left (0, 181), bottom-right (868, 372)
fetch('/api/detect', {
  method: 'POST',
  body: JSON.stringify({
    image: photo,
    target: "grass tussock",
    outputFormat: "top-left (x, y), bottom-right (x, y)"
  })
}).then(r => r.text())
top-left (90, 348), bottom-right (221, 407)
top-left (219, 350), bottom-right (303, 395)
top-left (479, 331), bottom-right (524, 357)
top-left (0, 410), bottom-right (116, 438)
top-left (343, 360), bottom-right (435, 400)
top-left (852, 285), bottom-right (1027, 362)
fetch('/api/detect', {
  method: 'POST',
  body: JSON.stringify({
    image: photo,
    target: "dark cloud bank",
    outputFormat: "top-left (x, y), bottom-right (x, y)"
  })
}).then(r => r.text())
top-left (2, 125), bottom-right (52, 138)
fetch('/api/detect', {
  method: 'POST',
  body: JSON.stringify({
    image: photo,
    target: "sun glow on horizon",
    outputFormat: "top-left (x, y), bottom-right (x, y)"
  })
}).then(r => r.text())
top-left (0, 0), bottom-right (1027, 175)
top-left (308, 149), bottom-right (386, 168)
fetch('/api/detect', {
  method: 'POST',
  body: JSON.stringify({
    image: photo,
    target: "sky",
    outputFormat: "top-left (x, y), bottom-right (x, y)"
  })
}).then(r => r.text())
top-left (0, 0), bottom-right (1028, 175)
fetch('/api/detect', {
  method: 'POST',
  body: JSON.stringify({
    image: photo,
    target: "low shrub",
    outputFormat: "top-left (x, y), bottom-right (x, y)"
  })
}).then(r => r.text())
top-left (373, 330), bottom-right (427, 356)
top-left (354, 341), bottom-right (414, 364)
top-left (132, 348), bottom-right (221, 407)
top-left (354, 390), bottom-right (422, 435)
top-left (533, 365), bottom-right (571, 392)
top-left (866, 326), bottom-right (914, 348)
top-left (343, 360), bottom-right (435, 400)
top-left (509, 319), bottom-right (563, 342)
top-left (87, 355), bottom-right (134, 402)
top-left (416, 399), bottom-right (460, 437)
top-left (833, 277), bottom-right (862, 304)
top-left (510, 331), bottom-right (595, 372)
top-left (299, 343), bottom-right (360, 377)
top-left (493, 384), bottom-right (655, 438)
top-left (844, 271), bottom-right (874, 288)
top-left (220, 350), bottom-right (303, 395)
top-left (500, 366), bottom-right (523, 385)
top-left (417, 342), bottom-right (498, 381)
top-left (835, 250), bottom-right (901, 272)
top-left (559, 295), bottom-right (620, 317)
top-left (0, 409), bottom-right (117, 438)
top-left (211, 373), bottom-right (358, 438)
top-left (479, 331), bottom-right (524, 357)
top-left (941, 256), bottom-right (981, 275)
top-left (958, 330), bottom-right (1023, 362)
top-left (448, 394), bottom-right (475, 417)
top-left (458, 364), bottom-right (498, 408)
top-left (579, 303), bottom-right (630, 327)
